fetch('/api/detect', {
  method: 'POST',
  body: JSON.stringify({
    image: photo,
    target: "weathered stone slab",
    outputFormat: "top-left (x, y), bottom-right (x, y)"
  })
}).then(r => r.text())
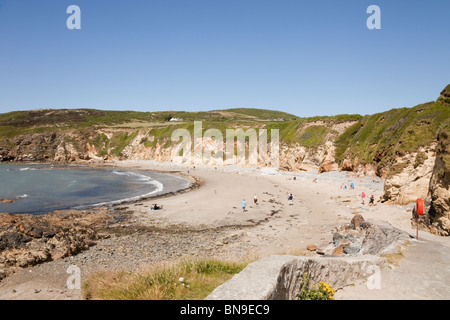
top-left (206, 255), bottom-right (387, 300)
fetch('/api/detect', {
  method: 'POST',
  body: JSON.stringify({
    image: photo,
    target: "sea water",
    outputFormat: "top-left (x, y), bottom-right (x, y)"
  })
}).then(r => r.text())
top-left (0, 163), bottom-right (190, 214)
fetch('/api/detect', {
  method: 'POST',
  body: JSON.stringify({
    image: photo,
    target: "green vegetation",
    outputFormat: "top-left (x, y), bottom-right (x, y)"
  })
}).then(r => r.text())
top-left (212, 107), bottom-right (298, 120)
top-left (82, 257), bottom-right (249, 300)
top-left (0, 85), bottom-right (448, 166)
top-left (437, 117), bottom-right (450, 174)
top-left (437, 84), bottom-right (450, 105)
top-left (0, 108), bottom-right (295, 137)
top-left (266, 114), bottom-right (360, 147)
top-left (299, 273), bottom-right (335, 300)
top-left (88, 131), bottom-right (140, 157)
top-left (298, 125), bottom-right (330, 148)
top-left (334, 100), bottom-right (450, 169)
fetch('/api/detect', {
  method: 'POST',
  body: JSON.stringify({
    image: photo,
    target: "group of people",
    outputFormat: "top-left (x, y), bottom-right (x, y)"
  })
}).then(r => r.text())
top-left (241, 194), bottom-right (259, 212)
top-left (361, 192), bottom-right (375, 206)
top-left (241, 193), bottom-right (294, 212)
top-left (341, 182), bottom-right (355, 190)
top-left (341, 183), bottom-right (375, 206)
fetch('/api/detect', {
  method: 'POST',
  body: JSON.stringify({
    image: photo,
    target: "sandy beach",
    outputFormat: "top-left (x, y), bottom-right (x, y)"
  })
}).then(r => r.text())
top-left (0, 160), bottom-right (448, 300)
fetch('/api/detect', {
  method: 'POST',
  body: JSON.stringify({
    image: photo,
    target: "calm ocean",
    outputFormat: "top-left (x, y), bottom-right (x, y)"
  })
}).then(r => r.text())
top-left (0, 163), bottom-right (190, 214)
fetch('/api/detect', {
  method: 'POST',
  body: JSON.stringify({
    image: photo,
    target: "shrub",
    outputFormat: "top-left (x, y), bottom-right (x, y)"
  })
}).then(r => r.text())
top-left (299, 273), bottom-right (335, 300)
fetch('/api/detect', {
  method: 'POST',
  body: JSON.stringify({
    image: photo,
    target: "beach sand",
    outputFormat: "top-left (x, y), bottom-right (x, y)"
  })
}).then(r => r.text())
top-left (0, 160), bottom-right (448, 300)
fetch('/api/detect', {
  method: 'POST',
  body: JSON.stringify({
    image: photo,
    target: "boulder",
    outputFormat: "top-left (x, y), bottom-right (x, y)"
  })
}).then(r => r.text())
top-left (320, 215), bottom-right (410, 257)
top-left (331, 245), bottom-right (346, 257)
top-left (316, 242), bottom-right (334, 255)
top-left (0, 231), bottom-right (31, 250)
top-left (351, 214), bottom-right (365, 229)
top-left (332, 232), bottom-right (343, 247)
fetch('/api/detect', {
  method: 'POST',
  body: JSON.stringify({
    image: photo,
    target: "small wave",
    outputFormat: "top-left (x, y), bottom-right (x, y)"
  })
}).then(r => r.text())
top-left (75, 171), bottom-right (165, 209)
top-left (112, 170), bottom-right (159, 185)
top-left (112, 170), bottom-right (128, 176)
top-left (19, 167), bottom-right (41, 171)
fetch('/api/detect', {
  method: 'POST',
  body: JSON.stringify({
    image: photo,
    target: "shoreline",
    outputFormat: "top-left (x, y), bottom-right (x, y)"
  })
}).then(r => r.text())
top-left (0, 162), bottom-right (198, 215)
top-left (0, 160), bottom-right (449, 300)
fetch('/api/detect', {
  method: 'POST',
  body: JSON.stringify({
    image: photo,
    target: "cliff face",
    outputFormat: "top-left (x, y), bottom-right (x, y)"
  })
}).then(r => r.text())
top-left (382, 146), bottom-right (437, 205)
top-left (425, 128), bottom-right (450, 236)
top-left (0, 86), bottom-right (449, 235)
top-left (419, 87), bottom-right (450, 236)
top-left (0, 130), bottom-right (92, 163)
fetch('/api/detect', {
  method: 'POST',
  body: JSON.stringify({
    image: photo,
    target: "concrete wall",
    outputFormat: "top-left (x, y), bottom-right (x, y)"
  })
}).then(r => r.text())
top-left (206, 255), bottom-right (387, 300)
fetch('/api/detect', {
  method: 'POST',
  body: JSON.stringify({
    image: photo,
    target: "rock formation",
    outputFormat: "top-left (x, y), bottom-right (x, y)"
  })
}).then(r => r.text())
top-left (382, 146), bottom-right (437, 204)
top-left (308, 214), bottom-right (411, 257)
top-left (0, 209), bottom-right (113, 281)
top-left (412, 125), bottom-right (450, 236)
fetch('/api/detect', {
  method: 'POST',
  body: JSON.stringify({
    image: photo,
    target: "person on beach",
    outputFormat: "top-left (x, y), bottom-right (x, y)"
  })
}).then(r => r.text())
top-left (350, 183), bottom-right (354, 189)
top-left (242, 199), bottom-right (246, 212)
top-left (254, 194), bottom-right (258, 205)
top-left (369, 195), bottom-right (374, 206)
top-left (361, 192), bottom-right (366, 205)
top-left (288, 193), bottom-right (293, 205)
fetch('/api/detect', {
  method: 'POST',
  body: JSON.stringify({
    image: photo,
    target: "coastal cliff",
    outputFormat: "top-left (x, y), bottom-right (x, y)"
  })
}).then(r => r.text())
top-left (0, 85), bottom-right (449, 234)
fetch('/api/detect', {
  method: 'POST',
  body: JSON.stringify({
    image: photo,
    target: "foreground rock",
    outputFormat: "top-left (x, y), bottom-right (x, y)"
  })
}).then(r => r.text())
top-left (206, 254), bottom-right (387, 300)
top-left (0, 209), bottom-right (113, 281)
top-left (309, 214), bottom-right (411, 257)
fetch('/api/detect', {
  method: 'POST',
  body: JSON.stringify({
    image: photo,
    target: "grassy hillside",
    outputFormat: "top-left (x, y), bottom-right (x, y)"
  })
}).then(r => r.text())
top-left (335, 97), bottom-right (450, 169)
top-left (0, 84), bottom-right (448, 170)
top-left (266, 114), bottom-right (361, 147)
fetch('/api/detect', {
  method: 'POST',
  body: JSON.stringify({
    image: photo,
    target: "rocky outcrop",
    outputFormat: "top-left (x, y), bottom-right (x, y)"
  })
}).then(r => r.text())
top-left (413, 127), bottom-right (450, 236)
top-left (309, 214), bottom-right (410, 257)
top-left (279, 142), bottom-right (337, 172)
top-left (382, 146), bottom-right (437, 205)
top-left (0, 209), bottom-right (113, 281)
top-left (0, 131), bottom-right (92, 163)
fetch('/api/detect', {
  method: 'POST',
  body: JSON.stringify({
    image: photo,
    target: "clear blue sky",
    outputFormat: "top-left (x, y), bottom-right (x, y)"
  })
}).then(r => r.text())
top-left (0, 0), bottom-right (449, 117)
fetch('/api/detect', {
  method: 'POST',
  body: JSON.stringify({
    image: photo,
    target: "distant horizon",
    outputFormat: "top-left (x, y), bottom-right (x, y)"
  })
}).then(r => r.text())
top-left (1, 1), bottom-right (449, 118)
top-left (1, 80), bottom-right (447, 119)
top-left (0, 91), bottom-right (443, 119)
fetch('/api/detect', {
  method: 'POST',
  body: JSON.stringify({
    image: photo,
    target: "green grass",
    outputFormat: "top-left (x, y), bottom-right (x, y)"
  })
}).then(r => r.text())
top-left (297, 125), bottom-right (330, 148)
top-left (88, 131), bottom-right (140, 157)
top-left (212, 108), bottom-right (298, 120)
top-left (334, 100), bottom-right (450, 168)
top-left (82, 257), bottom-right (249, 300)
